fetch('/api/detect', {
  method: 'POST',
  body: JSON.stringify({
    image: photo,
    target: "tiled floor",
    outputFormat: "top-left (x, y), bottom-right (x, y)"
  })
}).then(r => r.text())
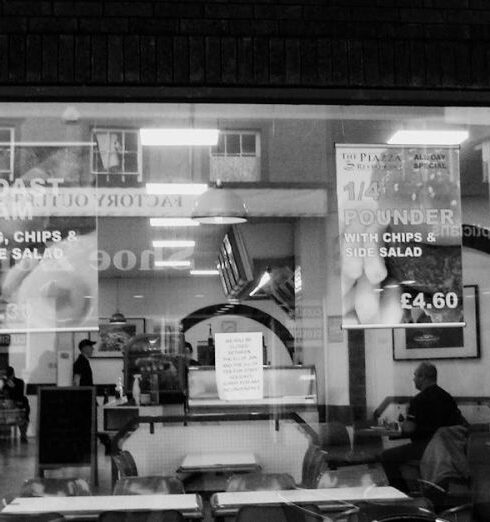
top-left (0, 435), bottom-right (113, 501)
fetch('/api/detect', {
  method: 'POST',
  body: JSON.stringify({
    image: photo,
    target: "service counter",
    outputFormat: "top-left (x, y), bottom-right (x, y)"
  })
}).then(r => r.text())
top-left (103, 402), bottom-right (184, 432)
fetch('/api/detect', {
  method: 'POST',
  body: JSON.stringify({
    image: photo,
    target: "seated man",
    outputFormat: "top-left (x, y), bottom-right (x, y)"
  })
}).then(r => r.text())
top-left (380, 361), bottom-right (467, 493)
top-left (3, 366), bottom-right (30, 442)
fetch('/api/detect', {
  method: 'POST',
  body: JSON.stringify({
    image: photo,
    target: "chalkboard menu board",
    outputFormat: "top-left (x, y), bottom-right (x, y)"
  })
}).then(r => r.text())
top-left (37, 387), bottom-right (96, 483)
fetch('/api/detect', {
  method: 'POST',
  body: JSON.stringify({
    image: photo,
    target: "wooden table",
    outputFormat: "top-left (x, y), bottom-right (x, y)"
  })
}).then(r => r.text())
top-left (2, 494), bottom-right (203, 519)
top-left (210, 486), bottom-right (408, 519)
top-left (177, 452), bottom-right (260, 474)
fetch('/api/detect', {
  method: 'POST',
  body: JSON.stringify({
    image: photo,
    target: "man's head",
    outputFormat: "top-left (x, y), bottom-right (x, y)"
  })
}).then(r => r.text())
top-left (184, 341), bottom-right (193, 361)
top-left (78, 339), bottom-right (96, 357)
top-left (413, 361), bottom-right (437, 391)
top-left (6, 366), bottom-right (14, 378)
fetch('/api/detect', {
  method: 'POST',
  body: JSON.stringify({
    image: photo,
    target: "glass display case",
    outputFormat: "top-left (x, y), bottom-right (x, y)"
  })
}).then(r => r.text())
top-left (187, 365), bottom-right (317, 412)
top-left (124, 334), bottom-right (187, 405)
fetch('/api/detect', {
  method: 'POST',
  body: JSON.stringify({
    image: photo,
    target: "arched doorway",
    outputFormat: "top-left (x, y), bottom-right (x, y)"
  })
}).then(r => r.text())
top-left (181, 303), bottom-right (295, 362)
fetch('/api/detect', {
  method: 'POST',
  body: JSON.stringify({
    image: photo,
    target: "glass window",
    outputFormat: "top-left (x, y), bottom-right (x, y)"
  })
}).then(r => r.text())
top-left (0, 103), bottom-right (487, 501)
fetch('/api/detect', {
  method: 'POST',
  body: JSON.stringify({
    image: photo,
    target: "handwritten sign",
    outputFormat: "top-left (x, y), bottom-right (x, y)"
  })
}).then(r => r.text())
top-left (215, 332), bottom-right (263, 401)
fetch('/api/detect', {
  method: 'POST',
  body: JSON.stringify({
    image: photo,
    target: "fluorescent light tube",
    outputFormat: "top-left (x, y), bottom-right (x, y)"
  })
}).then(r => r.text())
top-left (154, 260), bottom-right (192, 268)
top-left (388, 130), bottom-right (469, 145)
top-left (190, 269), bottom-right (219, 276)
top-left (152, 240), bottom-right (196, 248)
top-left (140, 128), bottom-right (219, 146)
top-left (149, 218), bottom-right (200, 227)
top-left (146, 183), bottom-right (208, 195)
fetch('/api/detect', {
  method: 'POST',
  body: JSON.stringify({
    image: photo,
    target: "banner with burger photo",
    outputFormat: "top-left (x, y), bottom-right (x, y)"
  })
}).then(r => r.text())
top-left (335, 144), bottom-right (463, 330)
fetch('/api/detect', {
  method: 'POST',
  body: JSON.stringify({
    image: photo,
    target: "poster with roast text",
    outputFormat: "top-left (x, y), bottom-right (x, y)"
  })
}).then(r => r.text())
top-left (335, 144), bottom-right (463, 330)
top-left (0, 145), bottom-right (98, 333)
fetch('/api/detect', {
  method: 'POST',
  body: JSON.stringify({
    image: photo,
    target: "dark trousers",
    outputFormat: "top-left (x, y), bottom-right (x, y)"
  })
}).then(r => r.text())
top-left (380, 440), bottom-right (427, 493)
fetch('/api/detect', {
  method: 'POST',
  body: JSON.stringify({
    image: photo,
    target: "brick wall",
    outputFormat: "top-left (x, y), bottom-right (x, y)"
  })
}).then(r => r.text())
top-left (0, 0), bottom-right (488, 92)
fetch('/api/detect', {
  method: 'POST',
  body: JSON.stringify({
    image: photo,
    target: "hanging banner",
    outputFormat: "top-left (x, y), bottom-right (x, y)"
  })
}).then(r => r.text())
top-left (335, 144), bottom-right (463, 329)
top-left (0, 145), bottom-right (98, 333)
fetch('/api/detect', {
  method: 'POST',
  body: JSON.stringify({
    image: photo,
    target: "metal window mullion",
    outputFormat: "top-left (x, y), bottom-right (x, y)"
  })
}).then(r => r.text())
top-left (9, 128), bottom-right (14, 181)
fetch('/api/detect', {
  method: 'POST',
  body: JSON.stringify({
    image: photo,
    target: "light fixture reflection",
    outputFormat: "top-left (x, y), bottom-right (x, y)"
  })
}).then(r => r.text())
top-left (146, 183), bottom-right (208, 195)
top-left (388, 130), bottom-right (469, 145)
top-left (152, 240), bottom-right (196, 248)
top-left (155, 260), bottom-right (192, 268)
top-left (140, 128), bottom-right (219, 146)
top-left (249, 269), bottom-right (271, 297)
top-left (190, 269), bottom-right (219, 276)
top-left (149, 218), bottom-right (200, 227)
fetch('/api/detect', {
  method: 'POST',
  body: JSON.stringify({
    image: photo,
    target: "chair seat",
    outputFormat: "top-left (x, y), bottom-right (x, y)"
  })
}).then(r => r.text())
top-left (317, 464), bottom-right (388, 489)
top-left (20, 478), bottom-right (92, 497)
top-left (325, 448), bottom-right (379, 468)
top-left (417, 478), bottom-right (471, 514)
top-left (227, 472), bottom-right (296, 492)
top-left (351, 499), bottom-right (437, 522)
top-left (236, 504), bottom-right (323, 522)
top-left (113, 476), bottom-right (185, 495)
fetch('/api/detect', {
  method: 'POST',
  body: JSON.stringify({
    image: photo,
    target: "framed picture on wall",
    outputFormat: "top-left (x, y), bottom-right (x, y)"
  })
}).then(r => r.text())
top-left (90, 318), bottom-right (146, 357)
top-left (393, 285), bottom-right (480, 360)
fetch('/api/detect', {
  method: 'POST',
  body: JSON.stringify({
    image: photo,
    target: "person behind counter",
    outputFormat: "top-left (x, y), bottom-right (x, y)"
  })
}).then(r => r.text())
top-left (184, 341), bottom-right (200, 367)
top-left (380, 361), bottom-right (467, 493)
top-left (73, 339), bottom-right (96, 386)
top-left (3, 366), bottom-right (29, 443)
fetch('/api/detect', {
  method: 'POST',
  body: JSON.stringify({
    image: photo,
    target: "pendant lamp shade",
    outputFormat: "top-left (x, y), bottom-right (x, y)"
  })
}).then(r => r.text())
top-left (110, 278), bottom-right (127, 324)
top-left (191, 182), bottom-right (248, 224)
top-left (109, 311), bottom-right (127, 325)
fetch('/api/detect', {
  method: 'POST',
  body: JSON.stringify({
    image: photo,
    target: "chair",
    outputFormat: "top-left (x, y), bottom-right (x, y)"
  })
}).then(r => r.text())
top-left (236, 504), bottom-right (323, 522)
top-left (438, 504), bottom-right (473, 522)
top-left (0, 515), bottom-right (64, 522)
top-left (316, 463), bottom-right (388, 489)
top-left (112, 450), bottom-right (138, 478)
top-left (226, 472), bottom-right (296, 492)
top-left (416, 479), bottom-right (470, 514)
top-left (337, 500), bottom-right (439, 522)
top-left (319, 422), bottom-right (379, 469)
top-left (467, 431), bottom-right (490, 522)
top-left (113, 476), bottom-right (185, 495)
top-left (98, 511), bottom-right (184, 522)
top-left (19, 478), bottom-right (92, 497)
top-left (299, 444), bottom-right (329, 488)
